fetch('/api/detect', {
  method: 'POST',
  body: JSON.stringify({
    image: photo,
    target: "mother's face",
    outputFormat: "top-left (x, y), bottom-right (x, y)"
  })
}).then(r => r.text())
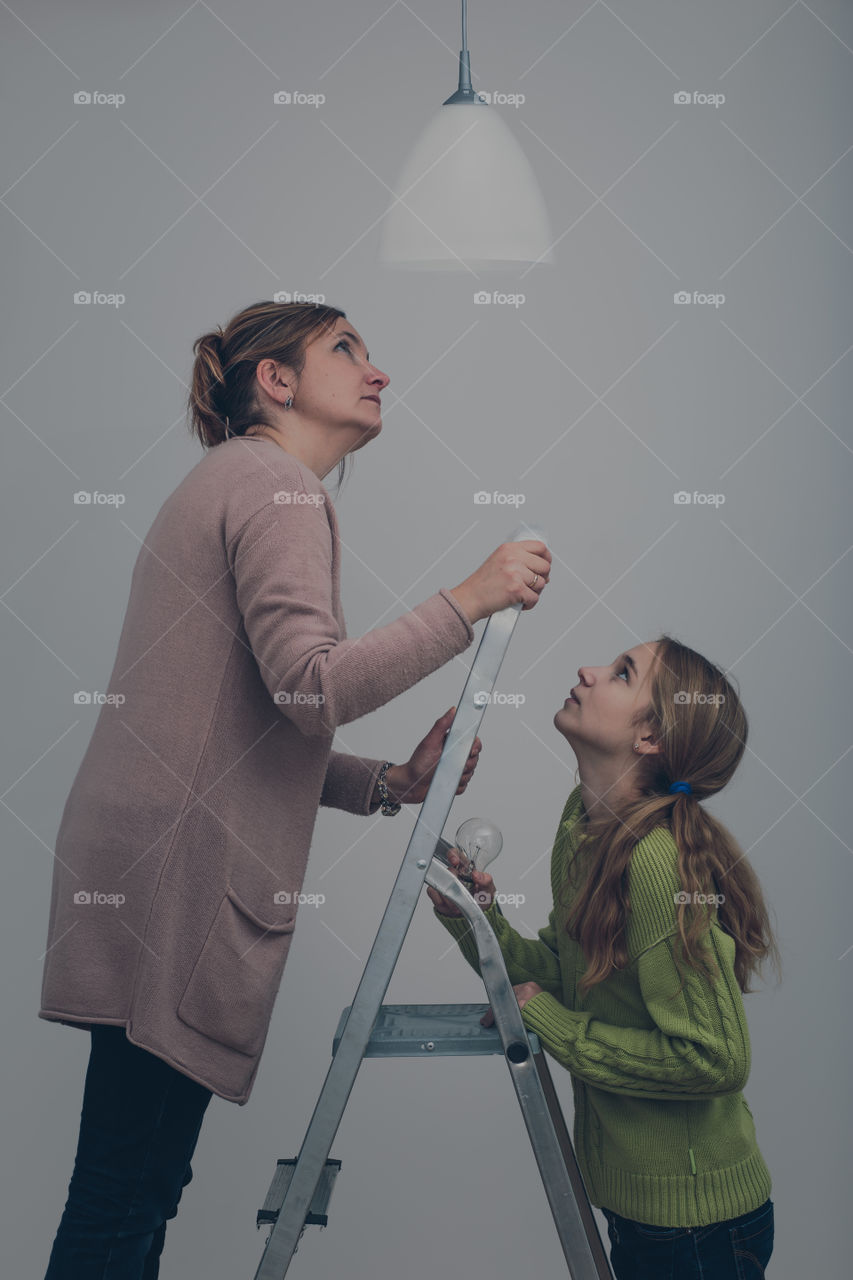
top-left (297, 317), bottom-right (391, 449)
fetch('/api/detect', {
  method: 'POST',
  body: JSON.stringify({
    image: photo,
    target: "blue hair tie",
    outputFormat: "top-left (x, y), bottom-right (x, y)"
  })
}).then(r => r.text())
top-left (668, 781), bottom-right (692, 796)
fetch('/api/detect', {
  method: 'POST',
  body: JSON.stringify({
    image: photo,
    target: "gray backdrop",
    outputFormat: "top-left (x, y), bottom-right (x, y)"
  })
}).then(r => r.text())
top-left (3, 1), bottom-right (851, 1276)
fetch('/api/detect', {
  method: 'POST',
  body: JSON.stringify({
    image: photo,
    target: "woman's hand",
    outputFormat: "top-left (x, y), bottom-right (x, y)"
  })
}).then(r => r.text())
top-left (426, 847), bottom-right (496, 917)
top-left (480, 982), bottom-right (544, 1026)
top-left (449, 539), bottom-right (551, 624)
top-left (385, 708), bottom-right (481, 806)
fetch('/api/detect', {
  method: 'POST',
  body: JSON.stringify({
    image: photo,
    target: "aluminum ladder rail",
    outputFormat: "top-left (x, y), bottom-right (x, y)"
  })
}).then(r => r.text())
top-left (252, 521), bottom-right (611, 1279)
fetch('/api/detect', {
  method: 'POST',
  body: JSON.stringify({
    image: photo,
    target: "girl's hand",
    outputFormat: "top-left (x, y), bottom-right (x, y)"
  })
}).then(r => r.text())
top-left (426, 848), bottom-right (496, 917)
top-left (480, 982), bottom-right (544, 1026)
top-left (390, 708), bottom-right (482, 806)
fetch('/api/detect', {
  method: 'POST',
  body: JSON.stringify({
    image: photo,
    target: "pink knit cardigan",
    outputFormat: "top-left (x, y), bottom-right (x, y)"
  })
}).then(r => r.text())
top-left (39, 438), bottom-right (474, 1103)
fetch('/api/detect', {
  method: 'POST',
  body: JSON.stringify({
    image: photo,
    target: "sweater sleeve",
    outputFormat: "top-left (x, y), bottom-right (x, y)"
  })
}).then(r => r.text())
top-left (519, 926), bottom-right (751, 1100)
top-left (227, 496), bottom-right (475, 737)
top-left (320, 751), bottom-right (386, 815)
top-left (433, 903), bottom-right (563, 996)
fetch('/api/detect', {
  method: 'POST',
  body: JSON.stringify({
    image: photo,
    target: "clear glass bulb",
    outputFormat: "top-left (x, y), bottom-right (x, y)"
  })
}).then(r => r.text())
top-left (454, 818), bottom-right (502, 889)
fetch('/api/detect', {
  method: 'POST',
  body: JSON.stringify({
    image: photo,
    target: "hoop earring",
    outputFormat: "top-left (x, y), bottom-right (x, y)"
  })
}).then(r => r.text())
top-left (285, 396), bottom-right (293, 410)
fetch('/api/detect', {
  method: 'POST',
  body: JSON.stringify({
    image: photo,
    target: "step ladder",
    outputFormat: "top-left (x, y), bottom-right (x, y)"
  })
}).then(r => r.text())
top-left (252, 522), bottom-right (614, 1280)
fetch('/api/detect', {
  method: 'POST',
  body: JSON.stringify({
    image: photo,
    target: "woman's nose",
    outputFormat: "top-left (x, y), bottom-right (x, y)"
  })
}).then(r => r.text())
top-left (370, 367), bottom-right (390, 390)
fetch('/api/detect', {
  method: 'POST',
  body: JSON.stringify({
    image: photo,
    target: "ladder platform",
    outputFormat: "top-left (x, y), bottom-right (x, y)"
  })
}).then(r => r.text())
top-left (333, 1002), bottom-right (542, 1058)
top-left (257, 1159), bottom-right (342, 1229)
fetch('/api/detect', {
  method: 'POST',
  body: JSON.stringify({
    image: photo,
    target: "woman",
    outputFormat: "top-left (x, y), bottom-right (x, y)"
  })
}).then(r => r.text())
top-left (39, 299), bottom-right (551, 1279)
top-left (429, 636), bottom-right (780, 1279)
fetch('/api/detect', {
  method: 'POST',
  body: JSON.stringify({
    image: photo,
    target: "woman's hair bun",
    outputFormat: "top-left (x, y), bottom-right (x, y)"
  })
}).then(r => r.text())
top-left (187, 299), bottom-right (346, 450)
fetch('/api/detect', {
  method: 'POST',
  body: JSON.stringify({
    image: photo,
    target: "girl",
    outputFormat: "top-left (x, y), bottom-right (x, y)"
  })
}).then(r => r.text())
top-left (40, 299), bottom-right (551, 1279)
top-left (429, 634), bottom-right (780, 1280)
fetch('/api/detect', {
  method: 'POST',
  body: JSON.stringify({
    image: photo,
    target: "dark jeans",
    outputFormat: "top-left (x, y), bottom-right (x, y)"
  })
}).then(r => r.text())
top-left (44, 1024), bottom-right (213, 1280)
top-left (602, 1197), bottom-right (774, 1279)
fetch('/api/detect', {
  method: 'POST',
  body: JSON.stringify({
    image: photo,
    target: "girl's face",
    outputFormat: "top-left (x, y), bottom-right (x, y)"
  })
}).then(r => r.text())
top-left (554, 641), bottom-right (661, 757)
top-left (293, 317), bottom-right (390, 451)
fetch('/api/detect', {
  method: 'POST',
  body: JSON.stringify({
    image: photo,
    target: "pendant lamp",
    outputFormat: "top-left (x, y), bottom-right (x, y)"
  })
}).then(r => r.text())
top-left (379, 0), bottom-right (554, 270)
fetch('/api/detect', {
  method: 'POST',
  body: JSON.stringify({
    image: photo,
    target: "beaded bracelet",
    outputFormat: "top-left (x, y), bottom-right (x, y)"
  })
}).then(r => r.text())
top-left (376, 761), bottom-right (402, 816)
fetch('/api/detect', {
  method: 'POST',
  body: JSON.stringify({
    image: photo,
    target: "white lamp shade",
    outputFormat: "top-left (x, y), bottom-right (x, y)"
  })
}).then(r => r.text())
top-left (379, 104), bottom-right (554, 270)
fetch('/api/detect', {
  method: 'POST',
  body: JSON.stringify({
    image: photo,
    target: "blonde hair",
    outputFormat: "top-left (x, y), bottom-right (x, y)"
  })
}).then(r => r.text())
top-left (561, 634), bottom-right (781, 997)
top-left (186, 298), bottom-right (349, 484)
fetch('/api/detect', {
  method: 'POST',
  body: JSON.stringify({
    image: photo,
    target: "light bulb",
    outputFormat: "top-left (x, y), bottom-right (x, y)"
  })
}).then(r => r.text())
top-left (454, 818), bottom-right (502, 892)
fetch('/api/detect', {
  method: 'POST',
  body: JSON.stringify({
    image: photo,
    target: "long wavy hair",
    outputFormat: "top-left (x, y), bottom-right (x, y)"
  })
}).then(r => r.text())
top-left (560, 634), bottom-right (781, 998)
top-left (185, 299), bottom-right (350, 489)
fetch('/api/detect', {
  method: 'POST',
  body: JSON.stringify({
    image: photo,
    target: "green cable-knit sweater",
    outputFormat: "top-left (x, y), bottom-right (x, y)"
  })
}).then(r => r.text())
top-left (434, 784), bottom-right (772, 1227)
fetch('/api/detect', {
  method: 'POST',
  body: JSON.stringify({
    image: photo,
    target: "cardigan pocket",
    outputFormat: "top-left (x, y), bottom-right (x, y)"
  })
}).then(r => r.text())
top-left (177, 885), bottom-right (296, 1057)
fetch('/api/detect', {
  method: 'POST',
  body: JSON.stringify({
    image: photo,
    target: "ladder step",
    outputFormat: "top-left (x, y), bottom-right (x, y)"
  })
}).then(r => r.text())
top-left (257, 1159), bottom-right (342, 1229)
top-left (333, 1002), bottom-right (541, 1058)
